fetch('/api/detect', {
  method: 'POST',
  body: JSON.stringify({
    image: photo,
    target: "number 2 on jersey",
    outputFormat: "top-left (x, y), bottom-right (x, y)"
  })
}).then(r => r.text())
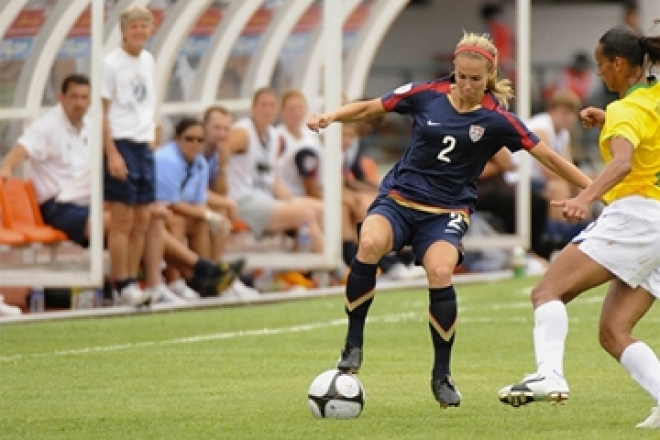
top-left (437, 136), bottom-right (456, 163)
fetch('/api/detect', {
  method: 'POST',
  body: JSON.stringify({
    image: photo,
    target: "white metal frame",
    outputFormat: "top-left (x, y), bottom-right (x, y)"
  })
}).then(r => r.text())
top-left (298, 0), bottom-right (362, 101)
top-left (12, 0), bottom-right (89, 117)
top-left (150, 0), bottom-right (212, 107)
top-left (343, 0), bottom-right (408, 100)
top-left (240, 0), bottom-right (316, 97)
top-left (187, 0), bottom-right (263, 111)
top-left (0, 0), bottom-right (29, 44)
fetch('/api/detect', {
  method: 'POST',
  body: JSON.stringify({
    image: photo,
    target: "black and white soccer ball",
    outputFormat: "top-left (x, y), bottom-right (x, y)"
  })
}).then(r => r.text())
top-left (307, 369), bottom-right (365, 419)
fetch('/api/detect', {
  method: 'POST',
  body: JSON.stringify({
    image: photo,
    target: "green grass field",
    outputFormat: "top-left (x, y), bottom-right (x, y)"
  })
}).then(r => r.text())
top-left (1, 276), bottom-right (659, 439)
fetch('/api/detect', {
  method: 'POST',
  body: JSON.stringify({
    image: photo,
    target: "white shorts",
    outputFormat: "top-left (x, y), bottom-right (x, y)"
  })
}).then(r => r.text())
top-left (235, 190), bottom-right (280, 237)
top-left (573, 196), bottom-right (660, 297)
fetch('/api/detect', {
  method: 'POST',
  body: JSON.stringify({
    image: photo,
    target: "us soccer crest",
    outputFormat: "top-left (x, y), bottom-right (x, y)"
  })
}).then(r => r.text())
top-left (469, 124), bottom-right (485, 143)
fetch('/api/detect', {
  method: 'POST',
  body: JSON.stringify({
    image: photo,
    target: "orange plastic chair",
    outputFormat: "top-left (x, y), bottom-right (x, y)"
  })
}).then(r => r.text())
top-left (0, 178), bottom-right (67, 244)
top-left (0, 182), bottom-right (27, 246)
top-left (0, 213), bottom-right (26, 245)
top-left (0, 223), bottom-right (26, 246)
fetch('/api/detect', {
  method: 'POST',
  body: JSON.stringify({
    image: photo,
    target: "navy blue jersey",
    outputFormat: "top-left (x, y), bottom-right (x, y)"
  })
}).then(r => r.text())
top-left (379, 77), bottom-right (539, 212)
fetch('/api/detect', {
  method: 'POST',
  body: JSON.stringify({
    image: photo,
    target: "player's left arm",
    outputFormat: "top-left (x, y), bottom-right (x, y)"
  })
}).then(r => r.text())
top-left (528, 141), bottom-right (592, 190)
top-left (573, 136), bottom-right (633, 205)
top-left (552, 137), bottom-right (632, 222)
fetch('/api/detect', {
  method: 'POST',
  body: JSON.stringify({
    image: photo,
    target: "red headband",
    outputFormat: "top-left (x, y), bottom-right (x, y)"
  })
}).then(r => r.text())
top-left (454, 45), bottom-right (496, 65)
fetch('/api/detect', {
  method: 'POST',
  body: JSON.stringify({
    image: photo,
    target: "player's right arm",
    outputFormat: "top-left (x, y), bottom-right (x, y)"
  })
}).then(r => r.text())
top-left (0, 145), bottom-right (28, 180)
top-left (307, 98), bottom-right (386, 132)
top-left (580, 106), bottom-right (606, 129)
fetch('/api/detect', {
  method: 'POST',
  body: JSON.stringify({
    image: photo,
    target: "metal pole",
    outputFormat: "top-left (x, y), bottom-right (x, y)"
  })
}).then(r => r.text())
top-left (89, 0), bottom-right (104, 285)
top-left (322, 0), bottom-right (342, 268)
top-left (515, 0), bottom-right (531, 249)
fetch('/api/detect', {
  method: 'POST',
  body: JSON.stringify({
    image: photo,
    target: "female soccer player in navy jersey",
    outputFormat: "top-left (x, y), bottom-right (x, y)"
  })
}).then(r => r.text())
top-left (307, 32), bottom-right (592, 408)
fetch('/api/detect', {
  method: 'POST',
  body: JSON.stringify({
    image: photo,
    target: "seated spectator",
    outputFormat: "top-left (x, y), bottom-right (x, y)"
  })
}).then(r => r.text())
top-left (476, 148), bottom-right (551, 259)
top-left (508, 90), bottom-right (581, 215)
top-left (226, 88), bottom-right (323, 252)
top-left (0, 74), bottom-right (233, 303)
top-left (506, 89), bottom-right (591, 250)
top-left (202, 106), bottom-right (241, 259)
top-left (276, 92), bottom-right (372, 282)
top-left (276, 89), bottom-right (324, 199)
top-left (0, 74), bottom-right (102, 248)
top-left (155, 117), bottom-right (255, 299)
top-left (225, 88), bottom-right (324, 289)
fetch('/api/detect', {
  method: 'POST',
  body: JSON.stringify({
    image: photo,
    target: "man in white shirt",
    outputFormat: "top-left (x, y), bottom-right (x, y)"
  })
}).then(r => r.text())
top-left (0, 74), bottom-right (96, 246)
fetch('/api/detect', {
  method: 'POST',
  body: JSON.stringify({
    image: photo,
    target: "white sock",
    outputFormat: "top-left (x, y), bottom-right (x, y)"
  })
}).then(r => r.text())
top-left (533, 300), bottom-right (568, 377)
top-left (620, 341), bottom-right (660, 404)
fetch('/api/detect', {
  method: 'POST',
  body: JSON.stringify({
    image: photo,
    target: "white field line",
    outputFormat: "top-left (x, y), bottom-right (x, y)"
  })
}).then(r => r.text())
top-left (0, 296), bottom-right (607, 363)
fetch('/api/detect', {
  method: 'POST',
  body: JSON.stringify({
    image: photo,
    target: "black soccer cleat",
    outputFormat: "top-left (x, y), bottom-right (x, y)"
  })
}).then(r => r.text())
top-left (336, 345), bottom-right (363, 374)
top-left (431, 375), bottom-right (462, 408)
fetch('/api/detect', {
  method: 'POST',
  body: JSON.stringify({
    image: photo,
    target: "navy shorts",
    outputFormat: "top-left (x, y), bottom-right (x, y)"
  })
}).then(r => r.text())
top-left (40, 199), bottom-right (89, 247)
top-left (368, 195), bottom-right (468, 264)
top-left (104, 139), bottom-right (155, 205)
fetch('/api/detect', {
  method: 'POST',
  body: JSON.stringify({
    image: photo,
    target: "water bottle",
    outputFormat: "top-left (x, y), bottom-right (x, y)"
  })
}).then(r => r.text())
top-left (70, 287), bottom-right (82, 309)
top-left (30, 286), bottom-right (45, 313)
top-left (297, 221), bottom-right (312, 253)
top-left (510, 246), bottom-right (527, 278)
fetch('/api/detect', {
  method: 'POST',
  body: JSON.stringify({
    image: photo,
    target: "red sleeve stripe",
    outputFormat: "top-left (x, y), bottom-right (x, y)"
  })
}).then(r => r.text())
top-left (493, 106), bottom-right (537, 150)
top-left (381, 79), bottom-right (451, 111)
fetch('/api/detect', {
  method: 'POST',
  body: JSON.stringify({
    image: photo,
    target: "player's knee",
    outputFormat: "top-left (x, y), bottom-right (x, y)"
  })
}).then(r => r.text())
top-left (598, 323), bottom-right (622, 358)
top-left (357, 233), bottom-right (387, 261)
top-left (530, 283), bottom-right (559, 308)
top-left (427, 264), bottom-right (452, 285)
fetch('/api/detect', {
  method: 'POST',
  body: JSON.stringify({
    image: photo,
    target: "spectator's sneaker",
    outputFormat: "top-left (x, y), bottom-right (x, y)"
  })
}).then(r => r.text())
top-left (169, 279), bottom-right (200, 301)
top-left (221, 279), bottom-right (260, 300)
top-left (0, 295), bottom-right (21, 317)
top-left (386, 263), bottom-right (426, 281)
top-left (142, 284), bottom-right (168, 304)
top-left (637, 407), bottom-right (660, 428)
top-left (336, 344), bottom-right (362, 373)
top-left (158, 287), bottom-right (187, 304)
top-left (498, 372), bottom-right (569, 407)
top-left (431, 375), bottom-right (462, 408)
top-left (118, 283), bottom-right (148, 306)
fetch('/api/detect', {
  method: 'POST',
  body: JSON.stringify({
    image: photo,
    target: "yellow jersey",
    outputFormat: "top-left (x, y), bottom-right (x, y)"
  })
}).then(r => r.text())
top-left (600, 82), bottom-right (660, 204)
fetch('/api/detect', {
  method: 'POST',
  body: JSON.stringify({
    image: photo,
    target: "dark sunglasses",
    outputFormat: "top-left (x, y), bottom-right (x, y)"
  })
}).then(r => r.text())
top-left (183, 136), bottom-right (205, 143)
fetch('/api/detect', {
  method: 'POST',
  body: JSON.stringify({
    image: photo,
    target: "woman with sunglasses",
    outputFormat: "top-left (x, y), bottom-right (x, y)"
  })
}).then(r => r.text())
top-left (155, 118), bottom-right (233, 299)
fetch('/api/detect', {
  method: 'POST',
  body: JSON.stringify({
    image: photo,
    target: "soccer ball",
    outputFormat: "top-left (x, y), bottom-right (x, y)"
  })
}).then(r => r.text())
top-left (307, 369), bottom-right (365, 419)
